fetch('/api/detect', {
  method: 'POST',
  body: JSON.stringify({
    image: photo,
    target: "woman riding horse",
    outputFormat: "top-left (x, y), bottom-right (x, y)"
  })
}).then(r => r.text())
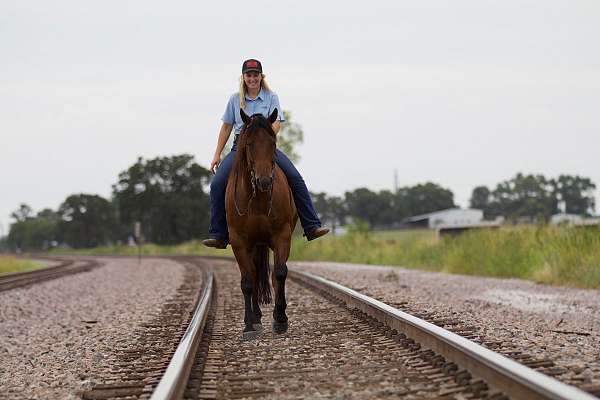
top-left (203, 59), bottom-right (329, 248)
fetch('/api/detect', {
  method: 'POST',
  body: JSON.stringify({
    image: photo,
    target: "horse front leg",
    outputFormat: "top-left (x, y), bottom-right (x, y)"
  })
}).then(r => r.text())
top-left (232, 244), bottom-right (258, 340)
top-left (272, 262), bottom-right (288, 334)
top-left (251, 274), bottom-right (263, 330)
top-left (272, 233), bottom-right (291, 334)
top-left (241, 274), bottom-right (255, 338)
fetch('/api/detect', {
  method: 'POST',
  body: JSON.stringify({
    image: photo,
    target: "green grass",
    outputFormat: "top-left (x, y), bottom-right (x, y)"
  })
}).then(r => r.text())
top-left (50, 240), bottom-right (234, 258)
top-left (0, 255), bottom-right (44, 275)
top-left (50, 225), bottom-right (600, 289)
top-left (290, 228), bottom-right (442, 270)
top-left (290, 226), bottom-right (600, 289)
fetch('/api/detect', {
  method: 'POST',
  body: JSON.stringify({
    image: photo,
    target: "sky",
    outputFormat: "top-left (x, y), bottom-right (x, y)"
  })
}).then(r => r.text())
top-left (2, 0), bottom-right (599, 235)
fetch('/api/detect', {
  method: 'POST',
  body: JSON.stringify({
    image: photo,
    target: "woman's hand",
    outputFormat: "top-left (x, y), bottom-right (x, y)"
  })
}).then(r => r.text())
top-left (210, 154), bottom-right (221, 174)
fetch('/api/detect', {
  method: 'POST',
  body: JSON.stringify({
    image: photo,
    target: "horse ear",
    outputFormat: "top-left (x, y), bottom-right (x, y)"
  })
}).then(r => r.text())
top-left (268, 108), bottom-right (278, 124)
top-left (240, 108), bottom-right (251, 125)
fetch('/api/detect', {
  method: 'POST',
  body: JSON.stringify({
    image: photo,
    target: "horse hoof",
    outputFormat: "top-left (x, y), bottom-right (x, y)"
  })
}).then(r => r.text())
top-left (242, 330), bottom-right (258, 341)
top-left (272, 321), bottom-right (288, 334)
top-left (253, 323), bottom-right (263, 332)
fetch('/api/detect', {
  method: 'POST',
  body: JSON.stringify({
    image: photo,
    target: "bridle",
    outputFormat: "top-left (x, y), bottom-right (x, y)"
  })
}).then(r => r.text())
top-left (233, 118), bottom-right (276, 217)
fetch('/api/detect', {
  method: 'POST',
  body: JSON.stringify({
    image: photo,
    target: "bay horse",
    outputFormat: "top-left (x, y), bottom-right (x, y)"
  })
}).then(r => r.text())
top-left (225, 108), bottom-right (298, 340)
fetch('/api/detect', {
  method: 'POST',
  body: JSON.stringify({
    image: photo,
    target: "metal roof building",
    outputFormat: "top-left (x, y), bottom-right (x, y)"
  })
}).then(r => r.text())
top-left (403, 208), bottom-right (485, 229)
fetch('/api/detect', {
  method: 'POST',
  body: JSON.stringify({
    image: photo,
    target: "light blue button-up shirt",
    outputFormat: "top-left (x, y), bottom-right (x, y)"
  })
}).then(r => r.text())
top-left (221, 89), bottom-right (285, 136)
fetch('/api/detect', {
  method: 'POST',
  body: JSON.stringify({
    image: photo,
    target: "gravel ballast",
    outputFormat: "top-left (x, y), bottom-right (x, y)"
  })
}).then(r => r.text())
top-left (0, 257), bottom-right (187, 399)
top-left (291, 261), bottom-right (600, 394)
top-left (191, 259), bottom-right (490, 399)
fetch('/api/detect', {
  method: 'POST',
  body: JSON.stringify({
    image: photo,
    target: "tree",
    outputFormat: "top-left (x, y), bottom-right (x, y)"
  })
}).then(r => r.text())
top-left (311, 192), bottom-right (348, 233)
top-left (553, 175), bottom-right (596, 216)
top-left (278, 110), bottom-right (304, 163)
top-left (377, 190), bottom-right (402, 226)
top-left (58, 194), bottom-right (117, 248)
top-left (340, 183), bottom-right (455, 228)
top-left (34, 209), bottom-right (60, 247)
top-left (37, 208), bottom-right (58, 219)
top-left (404, 182), bottom-right (455, 216)
top-left (470, 186), bottom-right (494, 218)
top-left (490, 173), bottom-right (557, 222)
top-left (311, 192), bottom-right (332, 226)
top-left (11, 204), bottom-right (33, 223)
top-left (344, 188), bottom-right (388, 228)
top-left (470, 186), bottom-right (490, 209)
top-left (7, 205), bottom-right (59, 250)
top-left (112, 154), bottom-right (211, 245)
top-left (328, 196), bottom-right (348, 233)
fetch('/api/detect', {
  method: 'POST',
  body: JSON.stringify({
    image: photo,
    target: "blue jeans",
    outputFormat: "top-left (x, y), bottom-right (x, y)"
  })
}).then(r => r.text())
top-left (208, 146), bottom-right (322, 241)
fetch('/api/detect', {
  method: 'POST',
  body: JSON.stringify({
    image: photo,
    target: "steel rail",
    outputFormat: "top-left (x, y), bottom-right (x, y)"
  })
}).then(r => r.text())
top-left (0, 259), bottom-right (98, 291)
top-left (289, 269), bottom-right (596, 400)
top-left (150, 270), bottom-right (214, 400)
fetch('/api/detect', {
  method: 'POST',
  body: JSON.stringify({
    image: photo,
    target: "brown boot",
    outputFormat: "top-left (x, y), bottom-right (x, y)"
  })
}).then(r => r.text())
top-left (305, 227), bottom-right (330, 241)
top-left (202, 238), bottom-right (228, 249)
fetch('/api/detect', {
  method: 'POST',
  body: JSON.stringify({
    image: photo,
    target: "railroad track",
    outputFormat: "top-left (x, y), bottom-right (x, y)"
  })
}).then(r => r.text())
top-left (0, 257), bottom-right (100, 291)
top-left (77, 256), bottom-right (597, 400)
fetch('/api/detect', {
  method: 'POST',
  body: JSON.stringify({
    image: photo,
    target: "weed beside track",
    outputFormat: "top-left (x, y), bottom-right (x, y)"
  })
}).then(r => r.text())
top-left (0, 255), bottom-right (43, 275)
top-left (290, 225), bottom-right (600, 289)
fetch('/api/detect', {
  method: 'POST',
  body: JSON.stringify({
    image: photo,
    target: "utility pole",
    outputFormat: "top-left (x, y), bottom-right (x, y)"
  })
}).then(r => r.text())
top-left (134, 221), bottom-right (142, 265)
top-left (394, 169), bottom-right (399, 193)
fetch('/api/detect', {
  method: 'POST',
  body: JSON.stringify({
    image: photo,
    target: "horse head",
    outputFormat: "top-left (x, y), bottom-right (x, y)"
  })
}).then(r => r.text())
top-left (240, 108), bottom-right (278, 192)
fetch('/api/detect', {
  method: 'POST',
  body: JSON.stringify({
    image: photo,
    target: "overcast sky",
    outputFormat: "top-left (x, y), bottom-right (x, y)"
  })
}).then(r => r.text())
top-left (2, 0), bottom-right (599, 235)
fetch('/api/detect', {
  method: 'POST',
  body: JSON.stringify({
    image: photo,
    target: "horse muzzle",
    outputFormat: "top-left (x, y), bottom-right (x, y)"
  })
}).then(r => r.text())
top-left (256, 176), bottom-right (273, 192)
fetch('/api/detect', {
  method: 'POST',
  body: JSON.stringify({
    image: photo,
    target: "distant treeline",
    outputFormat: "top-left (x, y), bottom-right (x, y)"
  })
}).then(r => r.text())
top-left (5, 154), bottom-right (211, 251)
top-left (471, 174), bottom-right (596, 221)
top-left (314, 172), bottom-right (597, 231)
top-left (1, 153), bottom-right (596, 251)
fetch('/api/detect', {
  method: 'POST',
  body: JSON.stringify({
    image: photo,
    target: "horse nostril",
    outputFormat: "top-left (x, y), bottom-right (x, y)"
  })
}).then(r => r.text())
top-left (258, 176), bottom-right (272, 191)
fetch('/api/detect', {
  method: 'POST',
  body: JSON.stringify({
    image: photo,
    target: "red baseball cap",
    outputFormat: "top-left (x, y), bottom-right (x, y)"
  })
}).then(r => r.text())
top-left (242, 59), bottom-right (263, 74)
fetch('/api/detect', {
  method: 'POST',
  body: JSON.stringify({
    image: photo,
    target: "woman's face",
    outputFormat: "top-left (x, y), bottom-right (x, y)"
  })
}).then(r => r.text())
top-left (243, 71), bottom-right (262, 91)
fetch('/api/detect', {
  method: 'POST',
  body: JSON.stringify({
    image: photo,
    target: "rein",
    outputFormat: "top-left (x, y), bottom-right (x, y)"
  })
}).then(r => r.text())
top-left (233, 123), bottom-right (276, 217)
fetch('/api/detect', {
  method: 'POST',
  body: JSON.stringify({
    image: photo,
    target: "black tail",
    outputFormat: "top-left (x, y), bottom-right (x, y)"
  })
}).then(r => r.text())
top-left (253, 244), bottom-right (272, 305)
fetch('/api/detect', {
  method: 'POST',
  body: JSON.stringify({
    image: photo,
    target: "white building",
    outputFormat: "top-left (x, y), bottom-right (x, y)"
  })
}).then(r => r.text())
top-left (550, 213), bottom-right (599, 226)
top-left (550, 213), bottom-right (583, 225)
top-left (404, 208), bottom-right (485, 229)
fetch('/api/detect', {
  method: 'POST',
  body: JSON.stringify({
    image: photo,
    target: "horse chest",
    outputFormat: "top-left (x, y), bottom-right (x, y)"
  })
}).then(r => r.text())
top-left (245, 215), bottom-right (273, 237)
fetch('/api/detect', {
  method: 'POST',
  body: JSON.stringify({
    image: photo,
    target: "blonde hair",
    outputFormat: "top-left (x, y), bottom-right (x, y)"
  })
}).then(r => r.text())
top-left (239, 74), bottom-right (272, 109)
